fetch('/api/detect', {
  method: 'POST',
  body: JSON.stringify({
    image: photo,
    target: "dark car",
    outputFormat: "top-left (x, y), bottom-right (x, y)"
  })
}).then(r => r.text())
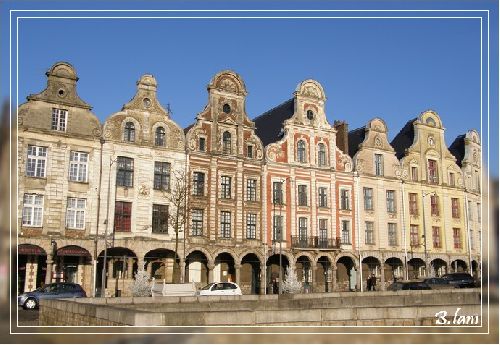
top-left (421, 277), bottom-right (458, 290)
top-left (387, 280), bottom-right (432, 291)
top-left (441, 272), bottom-right (476, 288)
top-left (18, 282), bottom-right (86, 309)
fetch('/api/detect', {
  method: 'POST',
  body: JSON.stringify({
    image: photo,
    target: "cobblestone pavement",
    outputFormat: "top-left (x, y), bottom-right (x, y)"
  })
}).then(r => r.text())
top-left (17, 307), bottom-right (39, 326)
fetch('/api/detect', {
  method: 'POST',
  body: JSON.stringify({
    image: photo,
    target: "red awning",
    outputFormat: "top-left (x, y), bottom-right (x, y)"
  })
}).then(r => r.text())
top-left (18, 244), bottom-right (46, 256)
top-left (57, 246), bottom-right (91, 258)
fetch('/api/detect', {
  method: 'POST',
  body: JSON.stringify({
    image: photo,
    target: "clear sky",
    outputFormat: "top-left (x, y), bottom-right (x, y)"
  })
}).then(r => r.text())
top-left (2, 0), bottom-right (497, 174)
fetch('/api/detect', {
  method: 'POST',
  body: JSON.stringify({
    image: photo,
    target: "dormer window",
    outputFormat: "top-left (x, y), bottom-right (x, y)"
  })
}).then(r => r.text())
top-left (51, 108), bottom-right (67, 132)
top-left (297, 140), bottom-right (306, 163)
top-left (317, 143), bottom-right (326, 166)
top-left (199, 137), bottom-right (206, 152)
top-left (155, 127), bottom-right (165, 146)
top-left (223, 103), bottom-right (231, 114)
top-left (374, 154), bottom-right (384, 176)
top-left (124, 122), bottom-right (135, 142)
top-left (426, 117), bottom-right (436, 127)
top-left (247, 145), bottom-right (254, 158)
top-left (306, 110), bottom-right (314, 120)
top-left (222, 131), bottom-right (232, 154)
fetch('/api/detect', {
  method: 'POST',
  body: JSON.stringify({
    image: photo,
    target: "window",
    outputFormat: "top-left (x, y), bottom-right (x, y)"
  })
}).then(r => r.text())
top-left (340, 189), bottom-right (350, 210)
top-left (246, 179), bottom-right (257, 201)
top-left (363, 187), bottom-right (373, 210)
top-left (341, 220), bottom-right (351, 244)
top-left (220, 211), bottom-right (231, 238)
top-left (298, 185), bottom-right (308, 206)
top-left (318, 143), bottom-right (327, 166)
top-left (246, 213), bottom-right (257, 239)
top-left (411, 166), bottom-right (418, 181)
top-left (449, 172), bottom-right (455, 187)
top-left (273, 181), bottom-right (284, 204)
top-left (155, 127), bottom-right (165, 146)
top-left (388, 223), bottom-right (397, 246)
top-left (432, 226), bottom-right (441, 248)
top-left (451, 198), bottom-right (460, 218)
top-left (114, 201), bottom-right (132, 232)
top-left (154, 162), bottom-right (171, 191)
top-left (427, 159), bottom-right (438, 184)
top-left (470, 230), bottom-right (474, 250)
top-left (409, 193), bottom-right (418, 215)
top-left (453, 228), bottom-right (462, 249)
top-left (298, 217), bottom-right (308, 241)
top-left (477, 203), bottom-right (481, 222)
top-left (116, 157), bottom-right (134, 187)
top-left (51, 108), bottom-right (67, 131)
top-left (468, 201), bottom-right (473, 221)
top-left (306, 110), bottom-right (314, 120)
top-left (192, 172), bottom-right (205, 196)
top-left (318, 219), bottom-right (328, 247)
top-left (386, 190), bottom-right (396, 213)
top-left (22, 194), bottom-right (43, 227)
top-left (410, 224), bottom-right (419, 247)
top-left (223, 103), bottom-right (231, 114)
top-left (191, 209), bottom-right (203, 236)
top-left (430, 194), bottom-right (440, 216)
top-left (222, 131), bottom-right (231, 154)
top-left (124, 122), bottom-right (135, 142)
top-left (318, 187), bottom-right (327, 207)
top-left (220, 176), bottom-right (232, 199)
top-left (272, 215), bottom-right (283, 241)
top-left (297, 140), bottom-right (306, 163)
top-left (198, 137), bottom-right (206, 152)
top-left (374, 154), bottom-right (384, 176)
top-left (152, 204), bottom-right (169, 233)
top-left (69, 151), bottom-right (88, 182)
top-left (26, 145), bottom-right (47, 178)
top-left (66, 198), bottom-right (86, 229)
top-left (247, 145), bottom-right (254, 159)
top-left (365, 221), bottom-right (375, 245)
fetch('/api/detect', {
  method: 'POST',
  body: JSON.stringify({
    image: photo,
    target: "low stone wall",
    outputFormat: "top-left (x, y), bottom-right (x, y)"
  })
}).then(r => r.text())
top-left (39, 289), bottom-right (481, 326)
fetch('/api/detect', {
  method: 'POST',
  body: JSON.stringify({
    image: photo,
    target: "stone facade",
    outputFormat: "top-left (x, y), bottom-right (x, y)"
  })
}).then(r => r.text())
top-left (16, 62), bottom-right (483, 297)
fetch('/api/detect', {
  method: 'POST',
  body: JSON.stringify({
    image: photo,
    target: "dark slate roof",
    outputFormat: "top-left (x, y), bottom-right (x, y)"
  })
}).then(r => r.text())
top-left (184, 124), bottom-right (194, 135)
top-left (449, 134), bottom-right (466, 167)
top-left (253, 98), bottom-right (294, 146)
top-left (390, 118), bottom-right (417, 159)
top-left (347, 126), bottom-right (366, 158)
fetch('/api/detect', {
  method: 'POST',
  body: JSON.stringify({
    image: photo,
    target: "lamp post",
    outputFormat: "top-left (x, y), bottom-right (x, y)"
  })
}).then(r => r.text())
top-left (421, 191), bottom-right (436, 277)
top-left (101, 157), bottom-right (117, 297)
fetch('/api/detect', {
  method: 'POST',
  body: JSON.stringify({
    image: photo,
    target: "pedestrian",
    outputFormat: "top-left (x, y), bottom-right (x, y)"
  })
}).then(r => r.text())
top-left (371, 275), bottom-right (377, 291)
top-left (367, 275), bottom-right (372, 291)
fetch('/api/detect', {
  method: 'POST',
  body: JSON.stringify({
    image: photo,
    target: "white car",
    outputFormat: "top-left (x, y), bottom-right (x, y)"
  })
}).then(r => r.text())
top-left (198, 282), bottom-right (242, 296)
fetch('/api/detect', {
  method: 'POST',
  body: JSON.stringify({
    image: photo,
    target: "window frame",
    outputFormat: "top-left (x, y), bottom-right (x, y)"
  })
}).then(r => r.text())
top-left (453, 228), bottom-right (462, 249)
top-left (66, 197), bottom-right (86, 230)
top-left (365, 221), bottom-right (375, 245)
top-left (246, 178), bottom-right (257, 201)
top-left (451, 198), bottom-right (460, 218)
top-left (388, 223), bottom-right (397, 246)
top-left (318, 187), bottom-right (328, 208)
top-left (26, 145), bottom-right (47, 178)
top-left (192, 172), bottom-right (205, 196)
top-left (341, 220), bottom-right (351, 244)
top-left (363, 187), bottom-right (373, 211)
top-left (430, 194), bottom-right (440, 216)
top-left (427, 159), bottom-right (439, 184)
top-left (116, 157), bottom-right (134, 187)
top-left (374, 153), bottom-right (384, 176)
top-left (152, 204), bottom-right (169, 234)
top-left (114, 201), bottom-right (132, 232)
top-left (220, 211), bottom-right (232, 238)
top-left (123, 122), bottom-right (136, 142)
top-left (409, 193), bottom-right (418, 215)
top-left (220, 175), bottom-right (232, 199)
top-left (297, 140), bottom-right (306, 163)
top-left (153, 161), bottom-right (171, 191)
top-left (340, 189), bottom-right (350, 210)
top-left (246, 213), bottom-right (257, 239)
top-left (317, 143), bottom-right (327, 166)
top-left (386, 190), bottom-right (396, 213)
top-left (297, 185), bottom-right (308, 206)
top-left (69, 151), bottom-right (88, 183)
top-left (432, 226), bottom-right (441, 248)
top-left (191, 209), bottom-right (204, 236)
top-left (51, 108), bottom-right (68, 132)
top-left (155, 126), bottom-right (166, 147)
top-left (22, 194), bottom-right (44, 227)
top-left (222, 131), bottom-right (232, 154)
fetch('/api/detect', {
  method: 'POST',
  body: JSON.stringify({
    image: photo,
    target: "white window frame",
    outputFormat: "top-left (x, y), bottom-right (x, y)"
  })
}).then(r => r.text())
top-left (220, 211), bottom-right (232, 238)
top-left (341, 219), bottom-right (351, 244)
top-left (191, 209), bottom-right (204, 236)
top-left (365, 221), bottom-right (375, 245)
top-left (26, 145), bottom-right (47, 178)
top-left (69, 151), bottom-right (89, 182)
top-left (22, 194), bottom-right (44, 227)
top-left (51, 108), bottom-right (68, 132)
top-left (246, 213), bottom-right (257, 239)
top-left (340, 188), bottom-right (351, 210)
top-left (66, 197), bottom-right (86, 229)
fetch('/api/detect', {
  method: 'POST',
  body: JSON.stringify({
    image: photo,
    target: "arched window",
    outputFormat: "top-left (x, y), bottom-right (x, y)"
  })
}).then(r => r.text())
top-left (222, 131), bottom-right (231, 154)
top-left (155, 127), bottom-right (165, 146)
top-left (124, 122), bottom-right (135, 142)
top-left (297, 140), bottom-right (306, 163)
top-left (318, 143), bottom-right (326, 166)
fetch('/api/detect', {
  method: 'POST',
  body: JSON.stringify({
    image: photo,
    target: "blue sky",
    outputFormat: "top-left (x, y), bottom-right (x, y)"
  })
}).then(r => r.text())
top-left (2, 1), bottom-right (497, 174)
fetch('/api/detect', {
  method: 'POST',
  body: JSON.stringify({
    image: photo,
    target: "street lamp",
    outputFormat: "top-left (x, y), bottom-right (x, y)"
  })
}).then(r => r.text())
top-left (421, 191), bottom-right (436, 277)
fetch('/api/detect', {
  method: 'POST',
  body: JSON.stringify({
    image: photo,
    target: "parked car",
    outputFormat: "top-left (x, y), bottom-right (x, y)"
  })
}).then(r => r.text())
top-left (197, 282), bottom-right (242, 296)
top-left (387, 280), bottom-right (432, 291)
top-left (421, 277), bottom-right (457, 290)
top-left (18, 282), bottom-right (87, 310)
top-left (441, 272), bottom-right (476, 288)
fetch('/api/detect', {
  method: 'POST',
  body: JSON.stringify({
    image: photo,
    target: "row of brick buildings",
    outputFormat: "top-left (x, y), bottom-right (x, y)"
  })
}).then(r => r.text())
top-left (17, 62), bottom-right (483, 296)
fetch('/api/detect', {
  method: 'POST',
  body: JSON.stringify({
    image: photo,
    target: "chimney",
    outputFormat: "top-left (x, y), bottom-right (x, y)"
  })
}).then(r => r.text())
top-left (334, 120), bottom-right (349, 154)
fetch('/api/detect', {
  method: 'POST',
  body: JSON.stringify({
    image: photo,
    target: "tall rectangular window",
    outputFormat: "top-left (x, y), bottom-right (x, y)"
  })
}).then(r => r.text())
top-left (365, 221), bottom-right (374, 245)
top-left (451, 198), bottom-right (460, 218)
top-left (386, 190), bottom-right (396, 213)
top-left (22, 194), bottom-right (43, 227)
top-left (220, 211), bottom-right (231, 238)
top-left (318, 219), bottom-right (328, 247)
top-left (247, 145), bottom-right (254, 159)
top-left (428, 159), bottom-right (438, 184)
top-left (198, 137), bottom-right (206, 152)
top-left (191, 209), bottom-right (203, 236)
top-left (374, 154), bottom-right (384, 176)
top-left (26, 145), bottom-right (47, 178)
top-left (192, 172), bottom-right (205, 196)
top-left (388, 223), bottom-right (397, 246)
top-left (298, 217), bottom-right (308, 241)
top-left (449, 172), bottom-right (455, 187)
top-left (246, 179), bottom-right (257, 201)
top-left (298, 185), bottom-right (308, 206)
top-left (363, 187), bottom-right (373, 210)
top-left (116, 157), bottom-right (134, 187)
top-left (69, 151), bottom-right (88, 182)
top-left (66, 197), bottom-right (86, 229)
top-left (411, 166), bottom-right (418, 181)
top-left (341, 220), bottom-right (350, 244)
top-left (273, 181), bottom-right (284, 204)
top-left (51, 108), bottom-right (68, 131)
top-left (273, 215), bottom-right (283, 241)
top-left (154, 162), bottom-right (171, 191)
top-left (430, 194), bottom-right (440, 216)
top-left (410, 224), bottom-right (419, 247)
top-left (246, 213), bottom-right (257, 239)
top-left (114, 201), bottom-right (132, 232)
top-left (152, 204), bottom-right (168, 233)
top-left (453, 228), bottom-right (462, 248)
top-left (340, 189), bottom-right (350, 210)
top-left (432, 226), bottom-right (441, 248)
top-left (220, 176), bottom-right (232, 199)
top-left (318, 187), bottom-right (328, 207)
top-left (409, 193), bottom-right (418, 215)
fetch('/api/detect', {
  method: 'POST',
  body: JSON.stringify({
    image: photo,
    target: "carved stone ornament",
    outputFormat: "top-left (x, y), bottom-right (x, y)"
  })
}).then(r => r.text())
top-left (103, 122), bottom-right (116, 139)
top-left (457, 177), bottom-right (463, 187)
top-left (138, 184), bottom-right (150, 197)
top-left (303, 86), bottom-right (321, 99)
top-left (218, 78), bottom-right (238, 94)
top-left (374, 136), bottom-right (382, 148)
top-left (92, 127), bottom-right (102, 138)
top-left (267, 144), bottom-right (284, 162)
top-left (473, 150), bottom-right (478, 164)
top-left (428, 136), bottom-right (435, 147)
top-left (394, 164), bottom-right (402, 178)
top-left (356, 158), bottom-right (365, 173)
top-left (338, 153), bottom-right (353, 172)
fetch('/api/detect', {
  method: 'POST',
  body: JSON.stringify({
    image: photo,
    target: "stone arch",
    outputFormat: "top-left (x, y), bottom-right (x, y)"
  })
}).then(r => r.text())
top-left (430, 258), bottom-right (448, 277)
top-left (315, 255), bottom-right (333, 293)
top-left (335, 254), bottom-right (358, 292)
top-left (143, 248), bottom-right (179, 282)
top-left (384, 257), bottom-right (405, 283)
top-left (237, 249), bottom-right (263, 265)
top-left (17, 244), bottom-right (47, 294)
top-left (293, 251), bottom-right (315, 265)
top-left (450, 259), bottom-right (468, 273)
top-left (240, 252), bottom-right (262, 295)
top-left (97, 247), bottom-right (137, 297)
top-left (214, 251), bottom-right (236, 283)
top-left (185, 247), bottom-right (213, 264)
top-left (407, 257), bottom-right (426, 279)
top-left (334, 252), bottom-right (359, 268)
top-left (185, 250), bottom-right (209, 285)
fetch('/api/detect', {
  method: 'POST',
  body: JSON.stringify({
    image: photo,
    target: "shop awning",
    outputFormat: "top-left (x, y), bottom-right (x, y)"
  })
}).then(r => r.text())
top-left (57, 245), bottom-right (91, 258)
top-left (18, 244), bottom-right (46, 256)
